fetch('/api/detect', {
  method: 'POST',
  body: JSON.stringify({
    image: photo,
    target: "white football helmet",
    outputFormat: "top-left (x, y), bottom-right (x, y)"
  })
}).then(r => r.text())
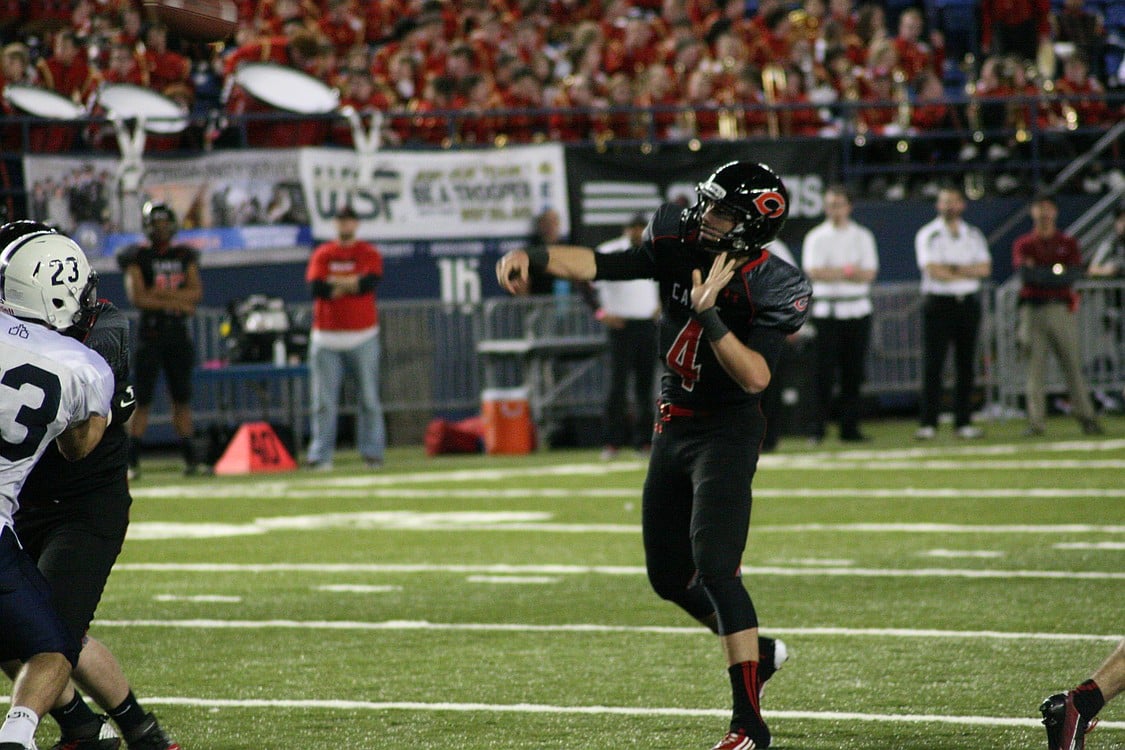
top-left (0, 227), bottom-right (98, 330)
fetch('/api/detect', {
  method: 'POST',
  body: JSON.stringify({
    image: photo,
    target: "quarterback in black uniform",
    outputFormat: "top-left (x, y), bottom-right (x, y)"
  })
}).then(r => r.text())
top-left (0, 222), bottom-right (179, 750)
top-left (116, 202), bottom-right (203, 476)
top-left (497, 162), bottom-right (811, 750)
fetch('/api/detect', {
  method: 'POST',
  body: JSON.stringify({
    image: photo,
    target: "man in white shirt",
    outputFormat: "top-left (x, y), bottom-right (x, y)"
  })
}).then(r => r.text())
top-left (0, 226), bottom-right (112, 750)
top-left (802, 184), bottom-right (879, 443)
top-left (914, 186), bottom-right (992, 440)
top-left (592, 214), bottom-right (660, 458)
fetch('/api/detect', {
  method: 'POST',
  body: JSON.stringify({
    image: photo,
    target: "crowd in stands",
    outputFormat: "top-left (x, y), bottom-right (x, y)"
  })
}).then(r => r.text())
top-left (1, 0), bottom-right (1124, 195)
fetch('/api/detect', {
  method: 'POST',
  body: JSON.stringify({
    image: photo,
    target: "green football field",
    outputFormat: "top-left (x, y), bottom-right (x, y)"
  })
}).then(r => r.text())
top-left (30, 417), bottom-right (1125, 749)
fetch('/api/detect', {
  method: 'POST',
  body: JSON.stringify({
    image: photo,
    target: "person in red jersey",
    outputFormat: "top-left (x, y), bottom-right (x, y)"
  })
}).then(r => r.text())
top-left (304, 204), bottom-right (386, 471)
top-left (36, 30), bottom-right (96, 103)
top-left (981, 0), bottom-right (1050, 62)
top-left (1012, 194), bottom-right (1102, 437)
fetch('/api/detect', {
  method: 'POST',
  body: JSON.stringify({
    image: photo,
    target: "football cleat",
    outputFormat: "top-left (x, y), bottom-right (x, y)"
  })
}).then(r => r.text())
top-left (124, 715), bottom-right (179, 750)
top-left (1040, 692), bottom-right (1099, 750)
top-left (50, 715), bottom-right (120, 750)
top-left (710, 728), bottom-right (768, 750)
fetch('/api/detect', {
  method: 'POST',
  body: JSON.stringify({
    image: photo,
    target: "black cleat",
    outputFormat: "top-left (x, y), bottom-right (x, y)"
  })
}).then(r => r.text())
top-left (50, 715), bottom-right (121, 750)
top-left (1040, 691), bottom-right (1098, 750)
top-left (125, 714), bottom-right (180, 750)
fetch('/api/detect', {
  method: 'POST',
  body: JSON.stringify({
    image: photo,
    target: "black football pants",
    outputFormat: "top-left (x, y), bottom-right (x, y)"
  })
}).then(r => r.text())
top-left (642, 404), bottom-right (763, 635)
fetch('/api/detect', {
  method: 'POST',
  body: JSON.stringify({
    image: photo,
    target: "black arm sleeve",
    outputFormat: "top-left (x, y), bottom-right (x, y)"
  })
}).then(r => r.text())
top-left (310, 280), bottom-right (334, 299)
top-left (84, 303), bottom-right (132, 384)
top-left (593, 245), bottom-right (656, 280)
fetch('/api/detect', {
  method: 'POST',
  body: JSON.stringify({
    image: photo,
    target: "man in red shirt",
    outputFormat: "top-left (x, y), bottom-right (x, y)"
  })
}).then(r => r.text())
top-left (1012, 194), bottom-right (1102, 437)
top-left (304, 204), bottom-right (386, 470)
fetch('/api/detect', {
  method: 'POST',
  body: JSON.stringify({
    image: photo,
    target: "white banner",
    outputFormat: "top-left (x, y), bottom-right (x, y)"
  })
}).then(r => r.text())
top-left (22, 149), bottom-right (308, 257)
top-left (299, 144), bottom-right (569, 241)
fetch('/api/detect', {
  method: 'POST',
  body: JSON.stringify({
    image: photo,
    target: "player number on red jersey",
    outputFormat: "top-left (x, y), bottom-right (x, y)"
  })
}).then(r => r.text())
top-left (667, 320), bottom-right (704, 391)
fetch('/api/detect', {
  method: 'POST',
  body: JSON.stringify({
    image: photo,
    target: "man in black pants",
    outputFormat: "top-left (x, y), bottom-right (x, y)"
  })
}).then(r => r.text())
top-left (0, 222), bottom-right (179, 750)
top-left (497, 162), bottom-right (811, 750)
top-left (913, 186), bottom-right (991, 440)
top-left (592, 213), bottom-right (659, 459)
top-left (117, 201), bottom-right (202, 477)
top-left (801, 185), bottom-right (879, 443)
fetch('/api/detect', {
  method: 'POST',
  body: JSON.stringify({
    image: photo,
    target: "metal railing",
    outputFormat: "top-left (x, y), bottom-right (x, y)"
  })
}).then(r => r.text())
top-left (135, 277), bottom-right (1118, 448)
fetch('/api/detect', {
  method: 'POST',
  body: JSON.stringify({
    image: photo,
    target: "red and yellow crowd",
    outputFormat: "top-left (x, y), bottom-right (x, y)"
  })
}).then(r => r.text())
top-left (0, 0), bottom-right (1122, 153)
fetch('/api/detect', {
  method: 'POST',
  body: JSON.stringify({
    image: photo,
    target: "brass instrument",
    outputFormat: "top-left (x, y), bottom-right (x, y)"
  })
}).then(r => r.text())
top-left (717, 104), bottom-right (743, 140)
top-left (958, 55), bottom-right (986, 199)
top-left (961, 54), bottom-right (984, 144)
top-left (761, 64), bottom-right (786, 139)
top-left (892, 67), bottom-right (912, 154)
top-left (841, 71), bottom-right (865, 146)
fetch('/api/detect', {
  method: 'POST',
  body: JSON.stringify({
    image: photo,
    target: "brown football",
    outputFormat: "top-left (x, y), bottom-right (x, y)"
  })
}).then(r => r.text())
top-left (144, 0), bottom-right (238, 43)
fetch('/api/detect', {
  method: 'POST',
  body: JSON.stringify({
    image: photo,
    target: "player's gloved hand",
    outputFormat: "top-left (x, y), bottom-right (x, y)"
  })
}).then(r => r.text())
top-left (111, 384), bottom-right (137, 426)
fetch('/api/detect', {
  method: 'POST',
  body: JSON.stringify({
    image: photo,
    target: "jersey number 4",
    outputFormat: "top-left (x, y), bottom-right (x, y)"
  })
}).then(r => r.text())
top-left (1, 364), bottom-right (62, 461)
top-left (667, 320), bottom-right (703, 391)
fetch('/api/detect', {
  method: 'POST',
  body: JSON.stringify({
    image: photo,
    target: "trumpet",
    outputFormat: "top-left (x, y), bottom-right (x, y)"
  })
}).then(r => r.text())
top-left (761, 64), bottom-right (786, 139)
top-left (893, 67), bottom-right (912, 154)
top-left (961, 54), bottom-right (984, 144)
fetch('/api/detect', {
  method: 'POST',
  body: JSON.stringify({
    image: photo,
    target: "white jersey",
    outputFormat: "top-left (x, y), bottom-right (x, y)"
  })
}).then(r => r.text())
top-left (0, 311), bottom-right (113, 528)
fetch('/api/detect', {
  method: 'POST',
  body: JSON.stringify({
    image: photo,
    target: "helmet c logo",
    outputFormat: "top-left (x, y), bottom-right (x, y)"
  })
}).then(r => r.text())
top-left (753, 191), bottom-right (786, 219)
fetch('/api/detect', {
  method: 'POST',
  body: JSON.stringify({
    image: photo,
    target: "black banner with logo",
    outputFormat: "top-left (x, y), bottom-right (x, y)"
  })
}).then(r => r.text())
top-left (564, 139), bottom-right (839, 255)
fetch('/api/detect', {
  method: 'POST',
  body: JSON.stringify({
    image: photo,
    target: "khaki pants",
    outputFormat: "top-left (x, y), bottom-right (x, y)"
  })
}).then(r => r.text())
top-left (1020, 302), bottom-right (1096, 429)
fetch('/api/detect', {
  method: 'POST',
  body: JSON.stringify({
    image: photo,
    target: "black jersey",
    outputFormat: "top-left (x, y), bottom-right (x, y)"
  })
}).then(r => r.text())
top-left (19, 303), bottom-right (131, 505)
top-left (116, 241), bottom-right (200, 334)
top-left (595, 203), bottom-right (812, 410)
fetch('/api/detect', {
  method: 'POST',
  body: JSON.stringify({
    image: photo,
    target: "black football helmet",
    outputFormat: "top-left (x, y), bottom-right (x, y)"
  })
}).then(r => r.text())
top-left (691, 161), bottom-right (789, 254)
top-left (142, 200), bottom-right (178, 243)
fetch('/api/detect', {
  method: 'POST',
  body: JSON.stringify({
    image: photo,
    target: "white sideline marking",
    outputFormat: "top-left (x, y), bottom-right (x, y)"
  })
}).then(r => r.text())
top-left (98, 696), bottom-right (1125, 731)
top-left (152, 595), bottom-right (241, 603)
top-left (131, 486), bottom-right (1125, 501)
top-left (1055, 542), bottom-right (1125, 550)
top-left (465, 575), bottom-right (560, 584)
top-left (92, 618), bottom-right (1124, 643)
top-left (114, 561), bottom-right (1125, 580)
top-left (921, 549), bottom-right (1005, 559)
top-left (125, 511), bottom-right (1125, 541)
top-left (129, 440), bottom-right (1125, 498)
top-left (315, 584), bottom-right (402, 593)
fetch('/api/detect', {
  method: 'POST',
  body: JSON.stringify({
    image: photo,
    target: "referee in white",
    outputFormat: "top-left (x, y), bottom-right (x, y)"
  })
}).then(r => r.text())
top-left (913, 185), bottom-right (992, 439)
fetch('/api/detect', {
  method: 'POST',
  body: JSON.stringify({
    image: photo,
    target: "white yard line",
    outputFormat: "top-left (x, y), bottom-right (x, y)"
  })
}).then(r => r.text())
top-left (67, 696), bottom-right (1124, 730)
top-left (114, 561), bottom-right (1125, 579)
top-left (125, 512), bottom-right (1125, 540)
top-left (130, 439), bottom-right (1125, 498)
top-left (132, 486), bottom-right (1125, 500)
top-left (92, 618), bottom-right (1124, 642)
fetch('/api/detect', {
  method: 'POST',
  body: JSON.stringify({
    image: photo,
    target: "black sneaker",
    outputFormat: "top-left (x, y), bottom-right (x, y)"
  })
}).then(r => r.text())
top-left (0, 743), bottom-right (30, 750)
top-left (125, 714), bottom-right (180, 750)
top-left (51, 715), bottom-right (121, 750)
top-left (1040, 691), bottom-right (1098, 750)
